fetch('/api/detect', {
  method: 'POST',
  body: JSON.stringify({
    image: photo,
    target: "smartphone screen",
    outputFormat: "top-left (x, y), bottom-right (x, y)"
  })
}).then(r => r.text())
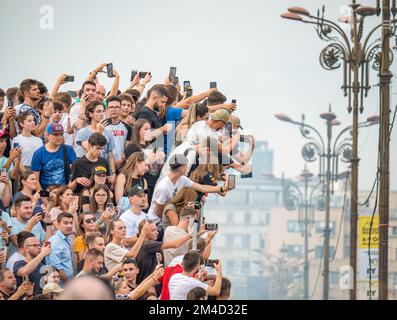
top-left (186, 88), bottom-right (193, 98)
top-left (232, 99), bottom-right (237, 104)
top-left (169, 67), bottom-right (177, 80)
top-left (13, 142), bottom-right (20, 149)
top-left (228, 175), bottom-right (236, 190)
top-left (106, 63), bottom-right (115, 78)
top-left (183, 81), bottom-right (190, 91)
top-left (138, 71), bottom-right (148, 78)
top-left (173, 76), bottom-right (179, 86)
top-left (130, 69), bottom-right (138, 81)
top-left (210, 82), bottom-right (217, 89)
top-left (65, 75), bottom-right (74, 82)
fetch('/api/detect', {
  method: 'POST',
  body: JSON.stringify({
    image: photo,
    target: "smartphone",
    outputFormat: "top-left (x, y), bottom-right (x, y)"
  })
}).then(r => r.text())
top-left (173, 76), bottom-right (179, 86)
top-left (1, 168), bottom-right (6, 174)
top-left (64, 75), bottom-right (74, 82)
top-left (228, 174), bottom-right (236, 190)
top-left (210, 82), bottom-right (217, 89)
top-left (106, 63), bottom-right (115, 78)
top-left (205, 223), bottom-right (218, 231)
top-left (106, 203), bottom-right (114, 212)
top-left (39, 190), bottom-right (50, 198)
top-left (169, 66), bottom-right (177, 81)
top-left (7, 100), bottom-right (13, 108)
top-left (138, 71), bottom-right (148, 78)
top-left (204, 259), bottom-right (219, 268)
top-left (67, 90), bottom-right (78, 98)
top-left (13, 142), bottom-right (20, 149)
top-left (186, 88), bottom-right (193, 98)
top-left (22, 275), bottom-right (29, 283)
top-left (231, 99), bottom-right (237, 104)
top-left (130, 69), bottom-right (138, 81)
top-left (183, 81), bottom-right (190, 92)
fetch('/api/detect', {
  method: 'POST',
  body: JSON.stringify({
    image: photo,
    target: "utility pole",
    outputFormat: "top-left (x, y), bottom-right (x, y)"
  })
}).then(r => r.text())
top-left (378, 0), bottom-right (392, 300)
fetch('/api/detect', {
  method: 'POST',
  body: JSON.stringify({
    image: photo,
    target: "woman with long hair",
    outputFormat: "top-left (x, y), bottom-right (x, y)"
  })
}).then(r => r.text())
top-left (81, 166), bottom-right (114, 212)
top-left (115, 152), bottom-right (148, 213)
top-left (175, 103), bottom-right (209, 146)
top-left (11, 112), bottom-right (43, 171)
top-left (72, 212), bottom-right (98, 263)
top-left (104, 219), bottom-right (149, 271)
top-left (49, 185), bottom-right (79, 234)
top-left (123, 119), bottom-right (165, 206)
top-left (90, 185), bottom-right (116, 236)
top-left (12, 170), bottom-right (46, 216)
top-left (162, 187), bottom-right (198, 230)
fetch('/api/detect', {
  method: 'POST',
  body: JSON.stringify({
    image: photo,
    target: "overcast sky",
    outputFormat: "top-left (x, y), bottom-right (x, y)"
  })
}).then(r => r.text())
top-left (0, 0), bottom-right (396, 191)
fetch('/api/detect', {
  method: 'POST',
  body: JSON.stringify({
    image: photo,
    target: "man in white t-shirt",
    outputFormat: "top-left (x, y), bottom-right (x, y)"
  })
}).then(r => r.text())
top-left (163, 207), bottom-right (198, 266)
top-left (68, 81), bottom-right (97, 133)
top-left (147, 154), bottom-right (229, 224)
top-left (119, 185), bottom-right (149, 247)
top-left (168, 251), bottom-right (222, 300)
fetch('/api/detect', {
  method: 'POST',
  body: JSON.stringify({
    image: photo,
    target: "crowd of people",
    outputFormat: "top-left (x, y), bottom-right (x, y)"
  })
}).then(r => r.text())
top-left (0, 63), bottom-right (255, 300)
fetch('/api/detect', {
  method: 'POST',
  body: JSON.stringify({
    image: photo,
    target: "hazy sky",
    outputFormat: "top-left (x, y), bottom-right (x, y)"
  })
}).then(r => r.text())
top-left (0, 0), bottom-right (396, 191)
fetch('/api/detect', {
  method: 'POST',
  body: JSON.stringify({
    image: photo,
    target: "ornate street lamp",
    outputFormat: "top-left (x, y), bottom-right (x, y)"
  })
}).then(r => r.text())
top-left (280, 1), bottom-right (397, 300)
top-left (275, 106), bottom-right (379, 300)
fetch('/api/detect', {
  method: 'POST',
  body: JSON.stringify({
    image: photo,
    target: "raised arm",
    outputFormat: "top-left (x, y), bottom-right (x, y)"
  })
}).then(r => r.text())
top-left (175, 88), bottom-right (216, 109)
top-left (50, 74), bottom-right (68, 99)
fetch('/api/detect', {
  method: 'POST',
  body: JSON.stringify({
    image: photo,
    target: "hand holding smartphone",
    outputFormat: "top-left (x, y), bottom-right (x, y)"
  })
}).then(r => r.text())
top-left (64, 75), bottom-right (74, 82)
top-left (210, 82), bottom-right (217, 89)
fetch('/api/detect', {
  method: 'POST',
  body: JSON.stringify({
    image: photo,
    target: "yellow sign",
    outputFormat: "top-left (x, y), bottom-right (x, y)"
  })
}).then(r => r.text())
top-left (358, 216), bottom-right (379, 249)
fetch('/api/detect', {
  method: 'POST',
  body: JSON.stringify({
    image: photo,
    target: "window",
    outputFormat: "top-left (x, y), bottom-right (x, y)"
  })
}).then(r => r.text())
top-left (391, 227), bottom-right (397, 237)
top-left (226, 212), bottom-right (234, 224)
top-left (259, 235), bottom-right (266, 250)
top-left (315, 221), bottom-right (336, 237)
top-left (287, 221), bottom-right (303, 233)
top-left (315, 246), bottom-right (335, 259)
top-left (225, 235), bottom-right (235, 247)
top-left (286, 245), bottom-right (303, 258)
top-left (244, 212), bottom-right (251, 224)
top-left (226, 260), bottom-right (236, 275)
top-left (241, 235), bottom-right (251, 249)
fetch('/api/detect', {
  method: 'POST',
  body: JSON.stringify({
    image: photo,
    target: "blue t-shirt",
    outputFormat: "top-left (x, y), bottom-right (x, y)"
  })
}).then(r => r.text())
top-left (162, 106), bottom-right (183, 156)
top-left (31, 145), bottom-right (77, 189)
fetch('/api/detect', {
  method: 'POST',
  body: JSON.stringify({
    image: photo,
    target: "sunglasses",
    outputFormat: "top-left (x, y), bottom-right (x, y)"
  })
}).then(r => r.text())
top-left (85, 218), bottom-right (97, 224)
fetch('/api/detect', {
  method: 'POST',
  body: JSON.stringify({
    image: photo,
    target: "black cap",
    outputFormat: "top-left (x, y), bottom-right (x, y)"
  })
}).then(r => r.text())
top-left (128, 185), bottom-right (148, 197)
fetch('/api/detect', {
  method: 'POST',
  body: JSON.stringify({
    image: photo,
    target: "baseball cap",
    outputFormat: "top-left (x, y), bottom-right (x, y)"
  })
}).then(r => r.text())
top-left (42, 283), bottom-right (64, 295)
top-left (230, 115), bottom-right (243, 129)
top-left (93, 166), bottom-right (107, 175)
top-left (169, 154), bottom-right (188, 170)
top-left (128, 185), bottom-right (148, 197)
top-left (0, 129), bottom-right (10, 139)
top-left (47, 123), bottom-right (64, 135)
top-left (209, 109), bottom-right (230, 124)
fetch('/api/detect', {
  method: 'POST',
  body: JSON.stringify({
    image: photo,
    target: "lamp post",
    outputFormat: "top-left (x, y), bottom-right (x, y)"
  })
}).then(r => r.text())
top-left (280, 1), bottom-right (396, 299)
top-left (281, 166), bottom-right (324, 300)
top-left (275, 108), bottom-right (379, 300)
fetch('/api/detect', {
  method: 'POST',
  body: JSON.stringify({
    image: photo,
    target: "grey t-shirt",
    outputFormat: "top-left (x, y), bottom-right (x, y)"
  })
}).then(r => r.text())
top-left (75, 127), bottom-right (115, 159)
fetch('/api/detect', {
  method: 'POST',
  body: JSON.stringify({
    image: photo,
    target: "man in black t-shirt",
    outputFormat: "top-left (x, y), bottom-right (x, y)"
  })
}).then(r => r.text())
top-left (13, 235), bottom-right (51, 295)
top-left (135, 220), bottom-right (195, 285)
top-left (69, 132), bottom-right (111, 194)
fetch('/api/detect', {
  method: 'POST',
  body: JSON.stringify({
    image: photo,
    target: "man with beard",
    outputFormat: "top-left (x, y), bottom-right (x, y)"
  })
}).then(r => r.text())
top-left (0, 268), bottom-right (34, 300)
top-left (15, 79), bottom-right (53, 137)
top-left (46, 212), bottom-right (75, 285)
top-left (14, 235), bottom-right (51, 295)
top-left (69, 80), bottom-right (97, 131)
top-left (76, 248), bottom-right (105, 278)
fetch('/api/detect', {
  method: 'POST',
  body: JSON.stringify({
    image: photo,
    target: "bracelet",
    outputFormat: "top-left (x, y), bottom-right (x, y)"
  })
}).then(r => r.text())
top-left (43, 115), bottom-right (51, 119)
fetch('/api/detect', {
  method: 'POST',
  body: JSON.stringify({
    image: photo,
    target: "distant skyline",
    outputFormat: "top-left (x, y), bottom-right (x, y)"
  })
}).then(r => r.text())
top-left (0, 0), bottom-right (396, 191)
